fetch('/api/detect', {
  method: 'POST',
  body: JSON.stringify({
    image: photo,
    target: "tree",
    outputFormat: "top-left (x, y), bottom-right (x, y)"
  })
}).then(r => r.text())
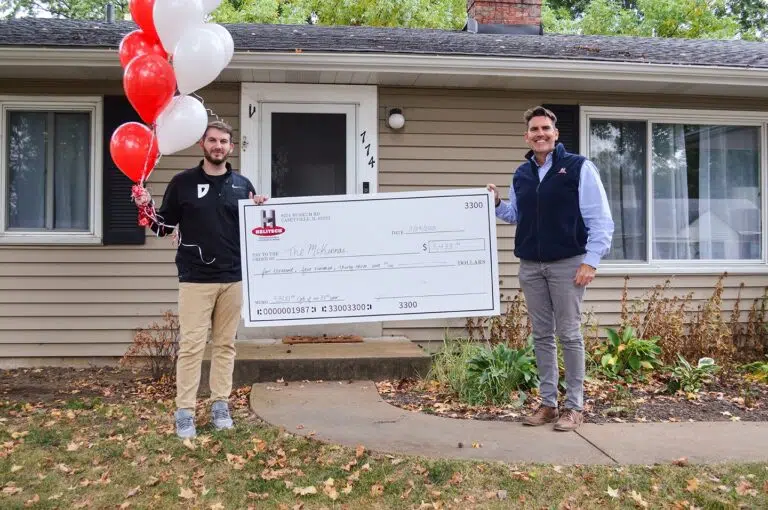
top-left (210, 0), bottom-right (467, 29)
top-left (2, 0), bottom-right (129, 20)
top-left (543, 0), bottom-right (765, 40)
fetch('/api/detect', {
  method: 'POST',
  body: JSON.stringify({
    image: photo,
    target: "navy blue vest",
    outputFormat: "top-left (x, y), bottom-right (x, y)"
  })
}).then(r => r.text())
top-left (512, 143), bottom-right (588, 262)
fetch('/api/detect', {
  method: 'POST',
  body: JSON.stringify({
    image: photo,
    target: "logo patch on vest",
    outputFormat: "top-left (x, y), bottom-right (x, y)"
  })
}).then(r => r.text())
top-left (197, 184), bottom-right (210, 198)
top-left (558, 168), bottom-right (567, 174)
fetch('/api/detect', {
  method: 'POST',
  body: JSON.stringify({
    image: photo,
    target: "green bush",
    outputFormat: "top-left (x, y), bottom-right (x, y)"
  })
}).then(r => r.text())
top-left (426, 336), bottom-right (485, 396)
top-left (666, 354), bottom-right (719, 394)
top-left (740, 355), bottom-right (768, 384)
top-left (593, 326), bottom-right (662, 382)
top-left (462, 340), bottom-right (539, 406)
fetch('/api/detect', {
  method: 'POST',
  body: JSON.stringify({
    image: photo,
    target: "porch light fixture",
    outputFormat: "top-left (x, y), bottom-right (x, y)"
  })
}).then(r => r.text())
top-left (387, 108), bottom-right (405, 130)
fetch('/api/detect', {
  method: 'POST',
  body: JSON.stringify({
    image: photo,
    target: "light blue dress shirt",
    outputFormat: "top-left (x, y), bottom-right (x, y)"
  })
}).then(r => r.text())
top-left (495, 152), bottom-right (614, 268)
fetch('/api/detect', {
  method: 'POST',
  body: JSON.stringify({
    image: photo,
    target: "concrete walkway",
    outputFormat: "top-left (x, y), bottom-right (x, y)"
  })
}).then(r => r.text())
top-left (250, 380), bottom-right (768, 466)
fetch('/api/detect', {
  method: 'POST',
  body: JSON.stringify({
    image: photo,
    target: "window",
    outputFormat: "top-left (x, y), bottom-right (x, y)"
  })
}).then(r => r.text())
top-left (582, 107), bottom-right (766, 271)
top-left (0, 96), bottom-right (102, 244)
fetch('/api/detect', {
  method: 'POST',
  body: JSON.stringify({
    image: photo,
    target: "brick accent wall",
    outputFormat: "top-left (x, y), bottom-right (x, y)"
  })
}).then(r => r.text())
top-left (467, 0), bottom-right (541, 26)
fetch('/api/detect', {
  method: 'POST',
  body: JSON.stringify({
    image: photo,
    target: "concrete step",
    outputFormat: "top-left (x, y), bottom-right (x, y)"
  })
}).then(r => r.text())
top-left (200, 336), bottom-right (431, 386)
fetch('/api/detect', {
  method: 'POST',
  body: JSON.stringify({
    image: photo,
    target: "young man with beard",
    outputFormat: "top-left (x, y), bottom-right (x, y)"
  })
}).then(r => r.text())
top-left (146, 120), bottom-right (268, 438)
top-left (487, 106), bottom-right (613, 431)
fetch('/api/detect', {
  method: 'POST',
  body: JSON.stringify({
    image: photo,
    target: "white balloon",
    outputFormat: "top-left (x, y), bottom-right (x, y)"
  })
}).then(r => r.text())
top-left (173, 25), bottom-right (227, 95)
top-left (153, 0), bottom-right (204, 54)
top-left (201, 0), bottom-right (222, 14)
top-left (155, 95), bottom-right (208, 155)
top-left (203, 23), bottom-right (234, 67)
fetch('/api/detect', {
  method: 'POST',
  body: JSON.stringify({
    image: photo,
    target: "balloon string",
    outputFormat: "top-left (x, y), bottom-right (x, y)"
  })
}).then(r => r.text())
top-left (131, 185), bottom-right (215, 266)
top-left (191, 92), bottom-right (220, 121)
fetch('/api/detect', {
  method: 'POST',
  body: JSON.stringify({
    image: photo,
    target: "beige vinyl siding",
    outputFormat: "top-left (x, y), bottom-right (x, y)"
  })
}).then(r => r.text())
top-left (1, 80), bottom-right (767, 358)
top-left (0, 80), bottom-right (239, 357)
top-left (377, 87), bottom-right (768, 350)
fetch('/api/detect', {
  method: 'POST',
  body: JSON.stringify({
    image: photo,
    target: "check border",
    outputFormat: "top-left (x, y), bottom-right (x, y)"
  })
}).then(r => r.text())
top-left (240, 189), bottom-right (499, 326)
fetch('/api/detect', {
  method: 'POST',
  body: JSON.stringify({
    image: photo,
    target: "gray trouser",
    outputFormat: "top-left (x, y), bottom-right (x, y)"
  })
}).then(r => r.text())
top-left (518, 255), bottom-right (586, 411)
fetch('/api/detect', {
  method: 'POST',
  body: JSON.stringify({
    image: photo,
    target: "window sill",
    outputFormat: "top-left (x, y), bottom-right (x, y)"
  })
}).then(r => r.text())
top-left (597, 263), bottom-right (768, 276)
top-left (0, 233), bottom-right (102, 246)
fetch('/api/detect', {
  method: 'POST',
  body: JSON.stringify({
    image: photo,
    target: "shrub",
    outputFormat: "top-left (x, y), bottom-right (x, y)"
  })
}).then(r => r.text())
top-left (739, 356), bottom-right (768, 384)
top-left (593, 326), bottom-right (662, 382)
top-left (463, 339), bottom-right (539, 405)
top-left (426, 335), bottom-right (484, 396)
top-left (465, 288), bottom-right (531, 348)
top-left (666, 354), bottom-right (719, 394)
top-left (618, 274), bottom-right (767, 366)
top-left (120, 310), bottom-right (180, 380)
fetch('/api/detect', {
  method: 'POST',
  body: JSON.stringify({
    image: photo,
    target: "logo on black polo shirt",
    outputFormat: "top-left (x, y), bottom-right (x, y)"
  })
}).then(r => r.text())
top-left (252, 209), bottom-right (285, 236)
top-left (198, 184), bottom-right (209, 198)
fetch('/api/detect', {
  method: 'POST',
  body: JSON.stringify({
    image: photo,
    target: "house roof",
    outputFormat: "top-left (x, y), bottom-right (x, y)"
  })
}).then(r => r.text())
top-left (1, 18), bottom-right (767, 69)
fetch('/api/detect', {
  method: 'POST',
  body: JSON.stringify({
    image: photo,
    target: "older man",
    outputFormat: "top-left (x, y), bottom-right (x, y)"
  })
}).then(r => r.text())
top-left (487, 106), bottom-right (613, 431)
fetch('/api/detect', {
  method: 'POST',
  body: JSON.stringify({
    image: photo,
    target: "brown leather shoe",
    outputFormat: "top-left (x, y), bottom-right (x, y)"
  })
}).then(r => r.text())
top-left (553, 408), bottom-right (584, 431)
top-left (522, 405), bottom-right (558, 426)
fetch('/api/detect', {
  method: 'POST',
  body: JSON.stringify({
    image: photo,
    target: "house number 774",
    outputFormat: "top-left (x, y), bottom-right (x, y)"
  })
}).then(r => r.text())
top-left (359, 130), bottom-right (376, 168)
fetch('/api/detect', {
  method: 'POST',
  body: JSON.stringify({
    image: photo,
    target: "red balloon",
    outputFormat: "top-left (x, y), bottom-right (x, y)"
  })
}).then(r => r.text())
top-left (123, 53), bottom-right (176, 125)
top-left (129, 0), bottom-right (160, 44)
top-left (119, 29), bottom-right (167, 68)
top-left (110, 122), bottom-right (160, 183)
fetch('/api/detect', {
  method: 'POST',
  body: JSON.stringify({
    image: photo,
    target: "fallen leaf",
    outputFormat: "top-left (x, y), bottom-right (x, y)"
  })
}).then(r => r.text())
top-left (672, 457), bottom-right (689, 467)
top-left (119, 503), bottom-right (131, 509)
top-left (371, 484), bottom-right (384, 497)
top-left (2, 485), bottom-right (22, 496)
top-left (686, 478), bottom-right (699, 493)
top-left (179, 488), bottom-right (196, 500)
top-left (736, 480), bottom-right (757, 496)
top-left (629, 490), bottom-right (648, 508)
top-left (182, 438), bottom-right (196, 450)
top-left (209, 503), bottom-right (225, 510)
top-left (126, 486), bottom-right (140, 498)
top-left (11, 465), bottom-right (22, 473)
top-left (355, 445), bottom-right (365, 458)
top-left (763, 480), bottom-right (768, 494)
top-left (24, 494), bottom-right (40, 507)
top-left (606, 486), bottom-right (619, 498)
top-left (67, 441), bottom-right (82, 452)
top-left (449, 472), bottom-right (463, 486)
top-left (293, 486), bottom-right (317, 496)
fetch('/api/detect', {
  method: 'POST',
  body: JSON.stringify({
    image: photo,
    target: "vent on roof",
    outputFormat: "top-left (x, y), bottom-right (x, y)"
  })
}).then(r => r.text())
top-left (464, 0), bottom-right (543, 35)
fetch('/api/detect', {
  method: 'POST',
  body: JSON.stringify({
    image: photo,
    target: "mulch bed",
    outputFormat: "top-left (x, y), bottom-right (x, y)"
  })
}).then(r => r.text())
top-left (0, 366), bottom-right (174, 405)
top-left (376, 374), bottom-right (768, 424)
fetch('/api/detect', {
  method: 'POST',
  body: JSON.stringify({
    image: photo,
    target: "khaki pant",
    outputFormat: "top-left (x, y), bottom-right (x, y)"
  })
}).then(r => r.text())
top-left (175, 281), bottom-right (242, 409)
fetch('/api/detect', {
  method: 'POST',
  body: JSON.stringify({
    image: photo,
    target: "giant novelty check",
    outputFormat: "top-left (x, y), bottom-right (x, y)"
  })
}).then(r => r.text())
top-left (238, 188), bottom-right (500, 327)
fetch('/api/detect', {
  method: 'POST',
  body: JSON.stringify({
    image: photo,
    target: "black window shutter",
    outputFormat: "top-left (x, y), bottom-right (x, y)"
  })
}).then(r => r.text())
top-left (102, 95), bottom-right (146, 245)
top-left (542, 104), bottom-right (580, 154)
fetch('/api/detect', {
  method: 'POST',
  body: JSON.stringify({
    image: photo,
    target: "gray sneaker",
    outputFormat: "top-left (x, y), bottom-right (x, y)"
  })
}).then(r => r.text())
top-left (175, 408), bottom-right (196, 439)
top-left (211, 400), bottom-right (233, 430)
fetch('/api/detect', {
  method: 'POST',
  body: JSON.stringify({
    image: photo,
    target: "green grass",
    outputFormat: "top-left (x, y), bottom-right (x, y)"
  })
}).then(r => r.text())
top-left (1, 392), bottom-right (767, 509)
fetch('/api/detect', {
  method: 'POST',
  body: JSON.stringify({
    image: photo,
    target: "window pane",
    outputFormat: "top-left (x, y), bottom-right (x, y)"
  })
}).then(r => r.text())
top-left (53, 113), bottom-right (90, 230)
top-left (271, 112), bottom-right (347, 198)
top-left (652, 124), bottom-right (761, 261)
top-left (589, 120), bottom-right (647, 261)
top-left (6, 111), bottom-right (46, 229)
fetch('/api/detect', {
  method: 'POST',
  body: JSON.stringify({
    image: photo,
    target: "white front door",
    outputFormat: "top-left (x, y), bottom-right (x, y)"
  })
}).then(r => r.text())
top-left (238, 83), bottom-right (381, 339)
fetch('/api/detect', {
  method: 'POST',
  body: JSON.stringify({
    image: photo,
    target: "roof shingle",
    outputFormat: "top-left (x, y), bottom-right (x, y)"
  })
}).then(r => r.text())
top-left (1, 18), bottom-right (767, 69)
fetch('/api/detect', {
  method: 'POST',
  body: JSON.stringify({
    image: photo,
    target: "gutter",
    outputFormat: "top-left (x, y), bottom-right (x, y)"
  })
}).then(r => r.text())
top-left (0, 47), bottom-right (767, 88)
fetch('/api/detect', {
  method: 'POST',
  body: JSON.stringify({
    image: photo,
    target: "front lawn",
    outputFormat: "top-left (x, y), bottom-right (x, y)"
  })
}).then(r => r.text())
top-left (1, 366), bottom-right (768, 509)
